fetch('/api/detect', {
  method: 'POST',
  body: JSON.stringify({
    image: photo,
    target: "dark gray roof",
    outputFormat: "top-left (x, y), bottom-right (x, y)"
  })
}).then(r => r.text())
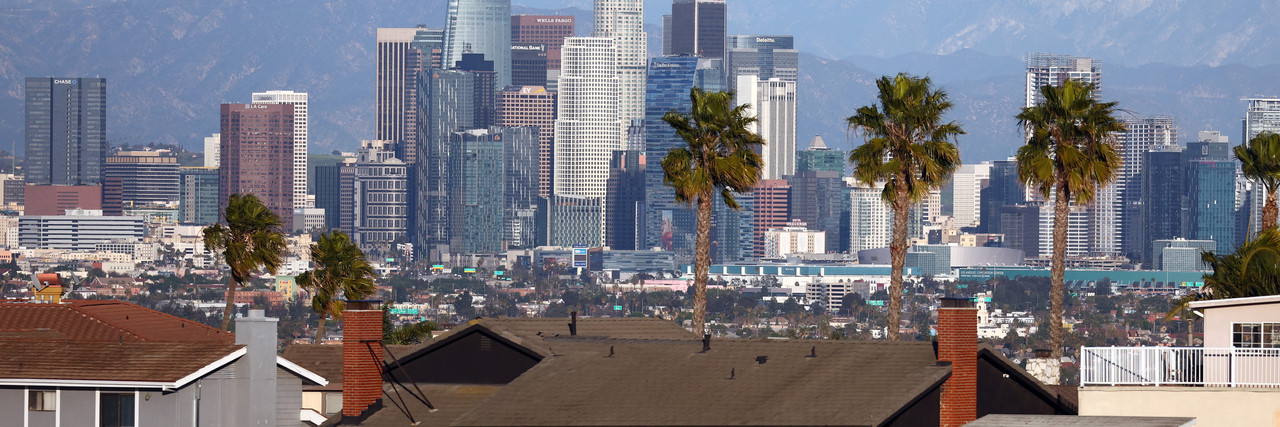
top-left (965, 414), bottom-right (1197, 427)
top-left (452, 339), bottom-right (948, 426)
top-left (400, 316), bottom-right (698, 360)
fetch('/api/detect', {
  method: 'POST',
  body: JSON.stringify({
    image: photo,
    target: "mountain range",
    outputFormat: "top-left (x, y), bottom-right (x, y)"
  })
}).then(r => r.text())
top-left (0, 0), bottom-right (1275, 163)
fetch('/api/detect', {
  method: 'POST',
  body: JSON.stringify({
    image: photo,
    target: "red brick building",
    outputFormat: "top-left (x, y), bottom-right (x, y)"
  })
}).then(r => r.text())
top-left (219, 103), bottom-right (295, 230)
top-left (752, 179), bottom-right (791, 258)
top-left (511, 15), bottom-right (575, 70)
top-left (497, 86), bottom-right (557, 198)
top-left (23, 184), bottom-right (102, 216)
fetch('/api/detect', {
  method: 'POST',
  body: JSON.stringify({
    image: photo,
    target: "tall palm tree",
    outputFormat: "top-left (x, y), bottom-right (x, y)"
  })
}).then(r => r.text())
top-left (297, 230), bottom-right (377, 343)
top-left (1016, 79), bottom-right (1124, 359)
top-left (847, 73), bottom-right (963, 341)
top-left (1235, 132), bottom-right (1280, 230)
top-left (203, 194), bottom-right (288, 331)
top-left (662, 88), bottom-right (764, 336)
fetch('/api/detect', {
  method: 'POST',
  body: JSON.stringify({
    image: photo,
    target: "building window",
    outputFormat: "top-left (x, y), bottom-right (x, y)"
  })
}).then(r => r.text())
top-left (100, 393), bottom-right (136, 427)
top-left (1232, 323), bottom-right (1280, 348)
top-left (28, 390), bottom-right (55, 411)
top-left (324, 392), bottom-right (343, 415)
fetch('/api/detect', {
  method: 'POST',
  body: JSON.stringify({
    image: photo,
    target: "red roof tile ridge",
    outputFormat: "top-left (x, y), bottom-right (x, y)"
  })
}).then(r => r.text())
top-left (66, 299), bottom-right (231, 342)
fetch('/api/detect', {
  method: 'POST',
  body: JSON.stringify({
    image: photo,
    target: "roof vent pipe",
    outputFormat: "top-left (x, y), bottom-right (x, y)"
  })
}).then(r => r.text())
top-left (702, 334), bottom-right (711, 352)
top-left (568, 311), bottom-right (578, 336)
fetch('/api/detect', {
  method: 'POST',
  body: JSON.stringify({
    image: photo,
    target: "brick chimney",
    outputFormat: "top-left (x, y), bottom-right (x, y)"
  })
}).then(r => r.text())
top-left (937, 297), bottom-right (978, 427)
top-left (342, 300), bottom-right (383, 418)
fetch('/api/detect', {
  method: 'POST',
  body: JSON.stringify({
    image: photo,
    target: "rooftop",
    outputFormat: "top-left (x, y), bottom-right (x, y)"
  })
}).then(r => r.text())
top-left (965, 414), bottom-right (1196, 427)
top-left (0, 299), bottom-right (234, 343)
top-left (0, 340), bottom-right (243, 385)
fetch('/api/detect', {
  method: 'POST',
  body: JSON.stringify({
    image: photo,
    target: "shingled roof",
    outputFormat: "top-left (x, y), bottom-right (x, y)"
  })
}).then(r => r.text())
top-left (0, 340), bottom-right (243, 385)
top-left (282, 343), bottom-right (416, 386)
top-left (398, 316), bottom-right (698, 361)
top-left (451, 339), bottom-right (948, 426)
top-left (0, 299), bottom-right (233, 343)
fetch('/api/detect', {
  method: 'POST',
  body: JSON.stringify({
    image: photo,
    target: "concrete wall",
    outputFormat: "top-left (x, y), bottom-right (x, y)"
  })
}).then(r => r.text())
top-left (1080, 387), bottom-right (1280, 427)
top-left (1202, 302), bottom-right (1280, 348)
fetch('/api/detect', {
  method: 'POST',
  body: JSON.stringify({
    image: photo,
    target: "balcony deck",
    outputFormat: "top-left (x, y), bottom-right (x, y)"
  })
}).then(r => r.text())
top-left (1081, 346), bottom-right (1280, 388)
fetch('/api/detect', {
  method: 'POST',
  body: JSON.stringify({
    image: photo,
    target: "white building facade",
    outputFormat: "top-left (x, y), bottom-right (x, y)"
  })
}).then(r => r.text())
top-left (552, 37), bottom-right (624, 246)
top-left (203, 133), bottom-right (220, 168)
top-left (593, 0), bottom-right (647, 129)
top-left (737, 75), bottom-right (797, 180)
top-left (763, 226), bottom-right (825, 259)
top-left (251, 90), bottom-right (309, 208)
top-left (952, 161), bottom-right (991, 229)
top-left (848, 178), bottom-right (891, 254)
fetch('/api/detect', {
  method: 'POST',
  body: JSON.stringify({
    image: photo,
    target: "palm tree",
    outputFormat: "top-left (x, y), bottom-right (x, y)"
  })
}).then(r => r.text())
top-left (1235, 132), bottom-right (1280, 230)
top-left (847, 73), bottom-right (964, 341)
top-left (297, 230), bottom-right (377, 343)
top-left (203, 194), bottom-right (288, 331)
top-left (1016, 79), bottom-right (1124, 359)
top-left (662, 88), bottom-right (765, 336)
top-left (1168, 228), bottom-right (1280, 320)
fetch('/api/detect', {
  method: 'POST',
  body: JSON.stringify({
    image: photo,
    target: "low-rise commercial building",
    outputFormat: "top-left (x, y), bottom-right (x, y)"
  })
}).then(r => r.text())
top-left (18, 209), bottom-right (145, 251)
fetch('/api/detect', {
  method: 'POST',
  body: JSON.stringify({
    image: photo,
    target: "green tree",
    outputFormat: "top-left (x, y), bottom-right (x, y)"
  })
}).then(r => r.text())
top-left (382, 304), bottom-right (436, 345)
top-left (661, 88), bottom-right (765, 336)
top-left (1170, 228), bottom-right (1280, 317)
top-left (203, 194), bottom-right (288, 331)
top-left (1235, 132), bottom-right (1280, 229)
top-left (847, 73), bottom-right (964, 341)
top-left (1016, 79), bottom-right (1124, 358)
top-left (297, 230), bottom-right (376, 342)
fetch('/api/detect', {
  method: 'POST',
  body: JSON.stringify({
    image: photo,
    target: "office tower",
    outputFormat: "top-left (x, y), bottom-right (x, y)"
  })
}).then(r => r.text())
top-left (594, 0), bottom-right (648, 127)
top-left (725, 35), bottom-right (798, 89)
top-left (848, 178), bottom-right (891, 254)
top-left (444, 0), bottom-right (512, 88)
top-left (354, 140), bottom-right (408, 250)
top-left (552, 37), bottom-right (624, 246)
top-left (1141, 144), bottom-right (1184, 267)
top-left (796, 135), bottom-right (843, 174)
top-left (1118, 116), bottom-right (1177, 259)
top-left (497, 86), bottom-right (557, 198)
top-left (0, 175), bottom-right (24, 207)
top-left (511, 15), bottom-right (575, 71)
top-left (250, 90), bottom-right (308, 209)
top-left (643, 56), bottom-right (699, 252)
top-left (1243, 97), bottom-right (1280, 142)
top-left (448, 129), bottom-right (505, 253)
top-left (1185, 138), bottom-right (1236, 255)
top-left (693, 58), bottom-right (727, 92)
top-left (752, 179), bottom-right (790, 258)
top-left (203, 134), bottom-right (221, 168)
top-left (315, 160), bottom-right (357, 235)
top-left (498, 127), bottom-right (540, 250)
top-left (511, 43), bottom-right (549, 87)
top-left (1024, 53), bottom-right (1101, 108)
top-left (735, 75), bottom-right (797, 180)
top-left (455, 53), bottom-right (497, 129)
top-left (787, 170), bottom-right (845, 253)
top-left (416, 69), bottom-right (475, 260)
top-left (1000, 204), bottom-right (1040, 257)
top-left (220, 103), bottom-right (295, 230)
top-left (671, 0), bottom-right (726, 59)
top-left (179, 167), bottom-right (220, 225)
top-left (979, 158), bottom-right (1023, 234)
top-left (25, 77), bottom-right (107, 186)
top-left (103, 151), bottom-right (180, 206)
top-left (1037, 204), bottom-right (1089, 258)
top-left (1152, 238), bottom-right (1215, 271)
top-left (662, 14), bottom-right (672, 56)
top-left (952, 161), bottom-right (991, 229)
top-left (377, 27), bottom-right (445, 165)
top-left (606, 150), bottom-right (645, 250)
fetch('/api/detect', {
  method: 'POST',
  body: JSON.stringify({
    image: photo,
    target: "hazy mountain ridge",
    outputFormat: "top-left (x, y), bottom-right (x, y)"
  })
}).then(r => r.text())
top-left (0, 0), bottom-right (1273, 162)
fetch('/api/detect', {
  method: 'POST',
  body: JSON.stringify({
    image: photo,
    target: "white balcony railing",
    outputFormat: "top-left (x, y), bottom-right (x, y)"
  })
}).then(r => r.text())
top-left (1081, 347), bottom-right (1280, 388)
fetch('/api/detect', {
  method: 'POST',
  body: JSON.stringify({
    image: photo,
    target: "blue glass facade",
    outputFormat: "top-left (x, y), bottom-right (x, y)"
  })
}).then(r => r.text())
top-left (643, 57), bottom-right (700, 254)
top-left (1185, 141), bottom-right (1235, 255)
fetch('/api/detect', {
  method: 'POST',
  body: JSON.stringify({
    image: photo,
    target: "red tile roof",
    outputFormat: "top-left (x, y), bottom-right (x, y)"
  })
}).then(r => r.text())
top-left (0, 340), bottom-right (242, 383)
top-left (0, 299), bottom-right (233, 343)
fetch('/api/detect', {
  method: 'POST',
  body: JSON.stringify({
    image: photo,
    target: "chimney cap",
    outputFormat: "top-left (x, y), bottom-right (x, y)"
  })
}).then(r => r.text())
top-left (344, 299), bottom-right (383, 311)
top-left (1033, 349), bottom-right (1053, 358)
top-left (940, 297), bottom-right (974, 308)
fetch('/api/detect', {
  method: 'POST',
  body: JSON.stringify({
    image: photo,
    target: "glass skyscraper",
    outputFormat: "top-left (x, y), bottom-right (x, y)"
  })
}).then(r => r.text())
top-left (416, 68), bottom-right (475, 261)
top-left (1185, 140), bottom-right (1236, 255)
top-left (444, 0), bottom-right (512, 88)
top-left (450, 129), bottom-right (506, 253)
top-left (1141, 145), bottom-right (1184, 267)
top-left (643, 56), bottom-right (699, 253)
top-left (25, 77), bottom-right (107, 186)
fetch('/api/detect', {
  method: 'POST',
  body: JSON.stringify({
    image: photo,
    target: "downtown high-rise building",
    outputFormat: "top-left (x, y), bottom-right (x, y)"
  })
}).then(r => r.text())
top-left (219, 103), bottom-right (295, 230)
top-left (1117, 116), bottom-right (1177, 259)
top-left (376, 27), bottom-right (444, 164)
top-left (497, 86), bottom-right (557, 198)
top-left (1024, 53), bottom-right (1101, 108)
top-left (416, 68), bottom-right (475, 260)
top-left (725, 35), bottom-right (798, 91)
top-left (444, 0), bottom-right (512, 89)
top-left (670, 0), bottom-right (726, 59)
top-left (551, 37), bottom-right (624, 246)
top-left (952, 161), bottom-right (991, 229)
top-left (314, 160), bottom-right (357, 235)
top-left (643, 56), bottom-right (699, 253)
top-left (511, 43), bottom-right (549, 87)
top-left (752, 179), bottom-right (790, 258)
top-left (25, 77), bottom-right (107, 186)
top-left (848, 178), bottom-right (891, 254)
top-left (178, 167), bottom-right (219, 225)
top-left (455, 53), bottom-right (497, 129)
top-left (354, 140), bottom-right (408, 250)
top-left (735, 75), bottom-right (797, 180)
top-left (1185, 137), bottom-right (1236, 255)
top-left (796, 135), bottom-right (844, 174)
top-left (203, 134), bottom-right (221, 168)
top-left (593, 0), bottom-right (648, 128)
top-left (103, 151), bottom-right (180, 206)
top-left (1141, 144), bottom-right (1184, 267)
top-left (1243, 98), bottom-right (1280, 240)
top-left (979, 158), bottom-right (1023, 235)
top-left (445, 126), bottom-right (539, 253)
top-left (605, 150), bottom-right (646, 251)
top-left (789, 136), bottom-right (849, 253)
top-left (511, 15), bottom-right (574, 71)
top-left (251, 90), bottom-right (309, 209)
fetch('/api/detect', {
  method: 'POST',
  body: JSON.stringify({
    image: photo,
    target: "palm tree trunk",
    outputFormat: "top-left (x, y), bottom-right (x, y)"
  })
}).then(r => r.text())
top-left (692, 190), bottom-right (714, 336)
top-left (315, 313), bottom-right (327, 343)
top-left (221, 276), bottom-right (238, 331)
top-left (1050, 179), bottom-right (1069, 362)
top-left (887, 182), bottom-right (910, 342)
top-left (1264, 187), bottom-right (1278, 230)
